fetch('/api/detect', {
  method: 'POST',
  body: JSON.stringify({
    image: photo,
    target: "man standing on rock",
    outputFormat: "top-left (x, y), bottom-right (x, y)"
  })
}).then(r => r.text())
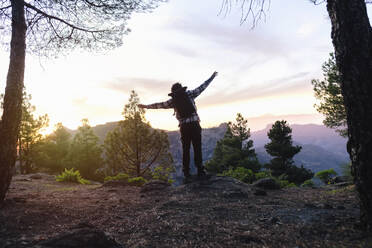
top-left (139, 71), bottom-right (218, 183)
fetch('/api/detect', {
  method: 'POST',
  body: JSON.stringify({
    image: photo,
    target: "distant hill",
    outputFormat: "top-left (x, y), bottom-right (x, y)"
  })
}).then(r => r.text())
top-left (72, 122), bottom-right (349, 175)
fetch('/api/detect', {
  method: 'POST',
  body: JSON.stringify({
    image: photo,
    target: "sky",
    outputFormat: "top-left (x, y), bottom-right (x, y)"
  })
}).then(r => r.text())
top-left (1, 0), bottom-right (369, 132)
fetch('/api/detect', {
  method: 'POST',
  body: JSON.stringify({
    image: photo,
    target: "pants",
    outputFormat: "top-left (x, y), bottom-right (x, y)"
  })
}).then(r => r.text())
top-left (180, 121), bottom-right (203, 176)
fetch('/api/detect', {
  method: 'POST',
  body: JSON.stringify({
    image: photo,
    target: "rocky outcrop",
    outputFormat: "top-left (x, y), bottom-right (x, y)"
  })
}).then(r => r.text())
top-left (172, 176), bottom-right (252, 198)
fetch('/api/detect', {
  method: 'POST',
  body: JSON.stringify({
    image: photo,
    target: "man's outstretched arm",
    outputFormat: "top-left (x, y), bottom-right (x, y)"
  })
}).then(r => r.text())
top-left (189, 71), bottom-right (218, 98)
top-left (138, 99), bottom-right (173, 109)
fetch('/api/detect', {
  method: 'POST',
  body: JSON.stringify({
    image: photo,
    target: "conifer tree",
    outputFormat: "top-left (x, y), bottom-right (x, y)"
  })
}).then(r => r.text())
top-left (1, 89), bottom-right (49, 174)
top-left (206, 113), bottom-right (260, 173)
top-left (265, 120), bottom-right (313, 184)
top-left (312, 53), bottom-right (347, 137)
top-left (104, 90), bottom-right (173, 177)
top-left (33, 123), bottom-right (71, 173)
top-left (69, 119), bottom-right (103, 180)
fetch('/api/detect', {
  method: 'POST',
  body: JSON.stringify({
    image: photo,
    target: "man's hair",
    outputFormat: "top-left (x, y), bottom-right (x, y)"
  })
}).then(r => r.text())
top-left (171, 82), bottom-right (182, 93)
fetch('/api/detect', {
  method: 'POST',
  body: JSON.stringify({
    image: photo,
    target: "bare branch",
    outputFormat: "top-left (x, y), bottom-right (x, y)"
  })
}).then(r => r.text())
top-left (24, 1), bottom-right (106, 33)
top-left (0, 5), bottom-right (10, 11)
top-left (221, 0), bottom-right (270, 28)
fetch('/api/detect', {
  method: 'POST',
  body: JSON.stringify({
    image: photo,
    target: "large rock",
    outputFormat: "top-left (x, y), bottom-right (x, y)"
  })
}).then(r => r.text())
top-left (252, 178), bottom-right (281, 190)
top-left (172, 176), bottom-right (252, 198)
top-left (35, 227), bottom-right (123, 248)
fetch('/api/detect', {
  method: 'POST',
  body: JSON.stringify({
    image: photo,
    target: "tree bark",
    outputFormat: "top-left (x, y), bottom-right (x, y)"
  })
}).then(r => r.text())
top-left (0, 0), bottom-right (26, 203)
top-left (327, 0), bottom-right (372, 231)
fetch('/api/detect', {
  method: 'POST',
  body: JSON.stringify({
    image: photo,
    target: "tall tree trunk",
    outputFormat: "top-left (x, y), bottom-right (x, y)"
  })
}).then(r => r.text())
top-left (0, 0), bottom-right (26, 203)
top-left (327, 0), bottom-right (372, 231)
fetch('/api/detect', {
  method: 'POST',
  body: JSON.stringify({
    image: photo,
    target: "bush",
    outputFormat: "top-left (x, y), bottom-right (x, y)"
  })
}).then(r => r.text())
top-left (128, 177), bottom-right (147, 186)
top-left (219, 167), bottom-right (254, 184)
top-left (254, 170), bottom-right (272, 181)
top-left (277, 180), bottom-right (296, 188)
top-left (55, 168), bottom-right (90, 184)
top-left (315, 168), bottom-right (337, 184)
top-left (286, 165), bottom-right (314, 185)
top-left (104, 173), bottom-right (130, 183)
top-left (301, 179), bottom-right (315, 187)
top-left (152, 166), bottom-right (174, 183)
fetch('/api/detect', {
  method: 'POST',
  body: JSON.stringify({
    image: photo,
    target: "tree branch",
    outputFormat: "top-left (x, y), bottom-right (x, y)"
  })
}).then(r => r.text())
top-left (23, 1), bottom-right (106, 33)
top-left (221, 0), bottom-right (270, 27)
top-left (142, 146), bottom-right (163, 175)
top-left (0, 5), bottom-right (10, 11)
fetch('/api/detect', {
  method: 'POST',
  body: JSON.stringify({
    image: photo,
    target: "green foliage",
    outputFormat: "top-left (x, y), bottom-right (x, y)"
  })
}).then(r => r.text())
top-left (265, 120), bottom-right (302, 173)
top-left (2, 88), bottom-right (49, 174)
top-left (104, 173), bottom-right (130, 183)
top-left (285, 165), bottom-right (314, 185)
top-left (206, 113), bottom-right (261, 174)
top-left (277, 179), bottom-right (297, 188)
top-left (312, 53), bottom-right (347, 137)
top-left (315, 168), bottom-right (337, 184)
top-left (254, 170), bottom-right (272, 181)
top-left (104, 90), bottom-right (174, 177)
top-left (104, 173), bottom-right (146, 186)
top-left (219, 167), bottom-right (254, 183)
top-left (32, 123), bottom-right (71, 173)
top-left (264, 120), bottom-right (313, 185)
top-left (128, 177), bottom-right (148, 186)
top-left (301, 179), bottom-right (315, 187)
top-left (56, 168), bottom-right (90, 184)
top-left (152, 165), bottom-right (175, 183)
top-left (68, 119), bottom-right (103, 180)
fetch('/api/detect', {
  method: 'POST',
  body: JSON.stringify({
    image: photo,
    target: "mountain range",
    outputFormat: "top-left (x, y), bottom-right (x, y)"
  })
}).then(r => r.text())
top-left (76, 121), bottom-right (350, 176)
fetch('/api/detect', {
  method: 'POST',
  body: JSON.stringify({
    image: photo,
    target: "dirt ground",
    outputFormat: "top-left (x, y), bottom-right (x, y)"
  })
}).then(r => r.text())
top-left (0, 173), bottom-right (371, 248)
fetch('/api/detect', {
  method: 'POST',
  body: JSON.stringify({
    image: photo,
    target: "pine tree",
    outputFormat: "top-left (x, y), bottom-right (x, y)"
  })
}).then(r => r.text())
top-left (265, 120), bottom-right (313, 184)
top-left (206, 113), bottom-right (260, 173)
top-left (69, 119), bottom-right (103, 180)
top-left (312, 53), bottom-right (347, 137)
top-left (32, 123), bottom-right (71, 173)
top-left (1, 89), bottom-right (49, 174)
top-left (104, 90), bottom-right (173, 177)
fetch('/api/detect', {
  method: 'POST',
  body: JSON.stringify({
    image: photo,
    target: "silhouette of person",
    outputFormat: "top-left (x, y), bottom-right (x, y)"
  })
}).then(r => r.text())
top-left (139, 71), bottom-right (218, 183)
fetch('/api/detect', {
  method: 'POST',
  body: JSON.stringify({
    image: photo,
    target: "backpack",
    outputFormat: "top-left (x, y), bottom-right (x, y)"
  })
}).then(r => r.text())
top-left (171, 89), bottom-right (196, 118)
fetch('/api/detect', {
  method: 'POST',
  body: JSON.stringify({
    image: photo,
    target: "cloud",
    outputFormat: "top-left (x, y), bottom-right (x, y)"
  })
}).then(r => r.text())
top-left (102, 77), bottom-right (174, 98)
top-left (163, 16), bottom-right (290, 58)
top-left (163, 44), bottom-right (199, 58)
top-left (197, 72), bottom-right (311, 106)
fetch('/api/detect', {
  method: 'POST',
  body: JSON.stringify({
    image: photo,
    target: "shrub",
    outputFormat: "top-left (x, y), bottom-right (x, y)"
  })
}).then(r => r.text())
top-left (56, 168), bottom-right (90, 184)
top-left (285, 165), bottom-right (314, 185)
top-left (315, 168), bottom-right (337, 184)
top-left (152, 166), bottom-right (174, 183)
top-left (254, 170), bottom-right (272, 181)
top-left (104, 173), bottom-right (130, 183)
top-left (301, 179), bottom-right (315, 187)
top-left (220, 167), bottom-right (254, 184)
top-left (277, 179), bottom-right (297, 188)
top-left (128, 177), bottom-right (147, 186)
